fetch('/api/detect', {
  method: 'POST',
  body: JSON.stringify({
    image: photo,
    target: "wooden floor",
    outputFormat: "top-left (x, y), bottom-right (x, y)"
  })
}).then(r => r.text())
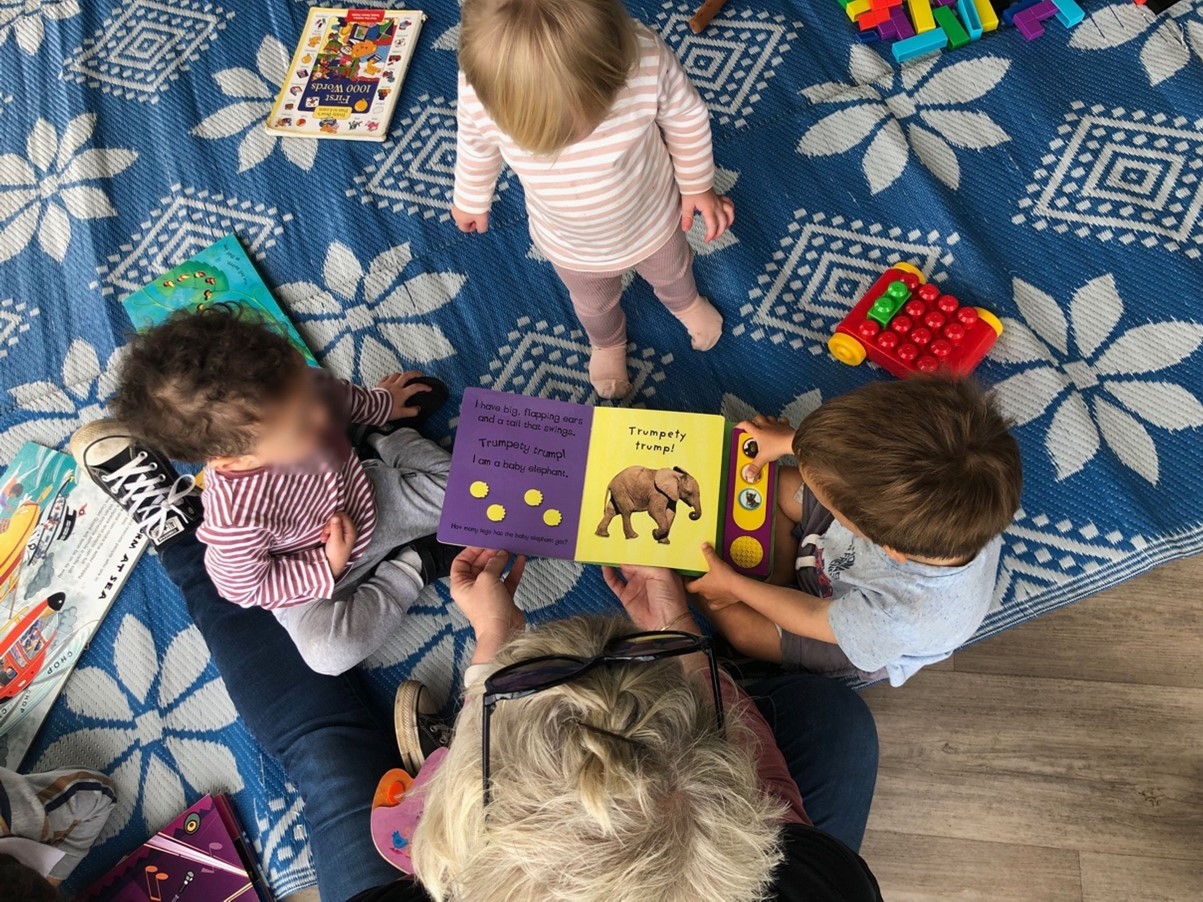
top-left (285, 555), bottom-right (1203, 901)
top-left (860, 553), bottom-right (1203, 901)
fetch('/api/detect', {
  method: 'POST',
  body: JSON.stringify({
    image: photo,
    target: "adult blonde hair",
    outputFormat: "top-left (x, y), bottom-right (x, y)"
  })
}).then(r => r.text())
top-left (458, 0), bottom-right (639, 154)
top-left (411, 616), bottom-right (784, 902)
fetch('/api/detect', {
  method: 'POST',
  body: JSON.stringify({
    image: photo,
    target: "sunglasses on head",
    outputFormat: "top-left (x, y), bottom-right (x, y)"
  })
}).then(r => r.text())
top-left (480, 630), bottom-right (725, 807)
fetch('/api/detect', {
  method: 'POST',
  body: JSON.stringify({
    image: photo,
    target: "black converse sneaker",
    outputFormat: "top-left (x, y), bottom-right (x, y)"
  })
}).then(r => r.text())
top-left (394, 680), bottom-right (453, 775)
top-left (69, 420), bottom-right (202, 548)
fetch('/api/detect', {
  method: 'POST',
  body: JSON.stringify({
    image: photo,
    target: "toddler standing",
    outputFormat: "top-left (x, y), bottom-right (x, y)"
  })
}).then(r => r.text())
top-left (82, 307), bottom-right (456, 676)
top-left (451, 0), bottom-right (733, 398)
top-left (688, 378), bottom-right (1022, 686)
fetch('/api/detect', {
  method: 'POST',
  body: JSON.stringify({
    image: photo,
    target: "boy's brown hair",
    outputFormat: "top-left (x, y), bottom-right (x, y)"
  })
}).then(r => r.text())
top-left (793, 377), bottom-right (1022, 561)
top-left (111, 305), bottom-right (306, 463)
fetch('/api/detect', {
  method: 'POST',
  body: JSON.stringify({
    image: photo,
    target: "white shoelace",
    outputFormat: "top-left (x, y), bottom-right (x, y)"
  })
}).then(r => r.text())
top-left (100, 452), bottom-right (196, 540)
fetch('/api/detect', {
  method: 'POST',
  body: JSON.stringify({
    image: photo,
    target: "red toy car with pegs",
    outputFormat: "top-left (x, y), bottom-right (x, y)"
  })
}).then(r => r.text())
top-left (828, 263), bottom-right (1003, 378)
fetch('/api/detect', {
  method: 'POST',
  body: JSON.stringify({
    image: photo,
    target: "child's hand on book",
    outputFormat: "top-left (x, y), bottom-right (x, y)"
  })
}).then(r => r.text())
top-left (378, 371), bottom-right (433, 420)
top-left (680, 190), bottom-right (735, 243)
top-left (738, 415), bottom-right (795, 482)
top-left (451, 204), bottom-right (489, 234)
top-left (322, 511), bottom-right (357, 577)
top-left (686, 544), bottom-right (742, 610)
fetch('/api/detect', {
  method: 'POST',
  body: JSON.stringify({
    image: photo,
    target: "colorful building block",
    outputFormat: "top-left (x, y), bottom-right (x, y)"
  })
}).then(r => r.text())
top-left (891, 27), bottom-right (947, 61)
top-left (855, 27), bottom-right (882, 41)
top-left (933, 4), bottom-right (969, 47)
top-left (1049, 0), bottom-right (1083, 26)
top-left (829, 264), bottom-right (1003, 378)
top-left (973, 0), bottom-right (1000, 30)
top-left (1013, 0), bottom-right (1056, 38)
top-left (846, 0), bottom-right (872, 19)
top-left (1001, 0), bottom-right (1042, 25)
top-left (907, 0), bottom-right (937, 31)
top-left (859, 6), bottom-right (892, 27)
top-left (956, 0), bottom-right (984, 38)
top-left (889, 4), bottom-right (916, 37)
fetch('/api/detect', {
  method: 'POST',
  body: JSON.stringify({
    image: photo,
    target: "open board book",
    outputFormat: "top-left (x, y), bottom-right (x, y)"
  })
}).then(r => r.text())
top-left (438, 389), bottom-right (778, 575)
top-left (267, 7), bottom-right (424, 140)
top-left (0, 443), bottom-right (146, 768)
top-left (121, 233), bottom-right (318, 367)
top-left (79, 793), bottom-right (273, 901)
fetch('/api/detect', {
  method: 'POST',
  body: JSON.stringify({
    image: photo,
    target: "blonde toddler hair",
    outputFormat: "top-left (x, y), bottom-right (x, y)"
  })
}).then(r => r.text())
top-left (459, 0), bottom-right (639, 154)
top-left (411, 616), bottom-right (785, 902)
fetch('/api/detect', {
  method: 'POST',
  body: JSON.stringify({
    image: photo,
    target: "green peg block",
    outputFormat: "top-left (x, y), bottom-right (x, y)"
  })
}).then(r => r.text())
top-left (866, 281), bottom-right (911, 327)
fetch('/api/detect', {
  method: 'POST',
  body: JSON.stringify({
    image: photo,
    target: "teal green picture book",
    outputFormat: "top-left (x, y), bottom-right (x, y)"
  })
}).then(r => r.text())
top-left (121, 234), bottom-right (318, 367)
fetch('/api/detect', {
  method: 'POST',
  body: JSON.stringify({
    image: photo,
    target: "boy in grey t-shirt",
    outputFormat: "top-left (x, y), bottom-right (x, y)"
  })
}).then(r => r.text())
top-left (688, 377), bottom-right (1022, 686)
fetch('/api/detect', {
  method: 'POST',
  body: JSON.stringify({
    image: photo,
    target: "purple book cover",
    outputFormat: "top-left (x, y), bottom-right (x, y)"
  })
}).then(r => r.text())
top-left (79, 794), bottom-right (271, 902)
top-left (439, 388), bottom-right (593, 558)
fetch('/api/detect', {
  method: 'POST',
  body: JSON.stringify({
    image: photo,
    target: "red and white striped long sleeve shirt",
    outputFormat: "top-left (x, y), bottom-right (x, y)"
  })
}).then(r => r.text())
top-left (453, 23), bottom-right (715, 273)
top-left (196, 378), bottom-right (393, 610)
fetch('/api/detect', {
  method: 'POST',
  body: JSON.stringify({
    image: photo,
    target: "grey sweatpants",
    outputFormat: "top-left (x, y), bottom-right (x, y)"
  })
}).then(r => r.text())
top-left (273, 429), bottom-right (450, 676)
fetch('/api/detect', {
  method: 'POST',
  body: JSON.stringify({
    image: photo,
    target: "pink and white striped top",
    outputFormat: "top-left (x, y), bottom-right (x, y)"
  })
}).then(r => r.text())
top-left (197, 378), bottom-right (393, 610)
top-left (453, 23), bottom-right (715, 272)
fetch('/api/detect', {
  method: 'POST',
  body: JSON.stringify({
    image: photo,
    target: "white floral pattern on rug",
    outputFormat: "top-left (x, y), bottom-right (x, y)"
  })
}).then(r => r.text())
top-left (720, 387), bottom-right (824, 433)
top-left (0, 339), bottom-right (123, 461)
top-left (279, 242), bottom-right (462, 384)
top-left (991, 274), bottom-right (1203, 484)
top-left (32, 615), bottom-right (242, 841)
top-left (1070, 2), bottom-right (1203, 86)
top-left (797, 47), bottom-right (1011, 194)
top-left (0, 0), bottom-right (79, 55)
top-left (192, 35), bottom-right (319, 172)
top-left (0, 114), bottom-right (137, 264)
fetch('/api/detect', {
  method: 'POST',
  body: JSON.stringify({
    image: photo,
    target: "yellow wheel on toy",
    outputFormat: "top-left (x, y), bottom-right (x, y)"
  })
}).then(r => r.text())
top-left (893, 262), bottom-right (925, 283)
top-left (976, 307), bottom-right (1004, 338)
top-left (828, 333), bottom-right (867, 366)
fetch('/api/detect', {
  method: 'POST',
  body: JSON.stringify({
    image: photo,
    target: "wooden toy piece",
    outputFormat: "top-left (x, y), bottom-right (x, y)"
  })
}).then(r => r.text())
top-left (689, 0), bottom-right (729, 32)
top-left (846, 0), bottom-right (872, 19)
top-left (1049, 0), bottom-right (1084, 26)
top-left (956, 0), bottom-right (984, 38)
top-left (889, 4), bottom-right (916, 37)
top-left (860, 6), bottom-right (893, 27)
top-left (828, 263), bottom-right (1003, 379)
top-left (973, 0), bottom-right (1001, 30)
top-left (933, 4), bottom-right (970, 47)
top-left (892, 28), bottom-right (947, 61)
top-left (908, 0), bottom-right (937, 31)
top-left (1013, 0), bottom-right (1057, 38)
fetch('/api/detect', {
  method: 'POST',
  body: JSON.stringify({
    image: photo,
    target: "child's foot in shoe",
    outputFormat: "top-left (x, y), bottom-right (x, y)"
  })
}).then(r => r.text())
top-left (406, 533), bottom-right (460, 584)
top-left (394, 680), bottom-right (452, 774)
top-left (674, 297), bottom-right (723, 351)
top-left (69, 420), bottom-right (202, 548)
top-left (589, 344), bottom-right (631, 399)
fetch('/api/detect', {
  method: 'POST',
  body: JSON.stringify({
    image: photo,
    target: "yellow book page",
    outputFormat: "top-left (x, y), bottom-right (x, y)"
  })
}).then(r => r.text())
top-left (575, 408), bottom-right (726, 572)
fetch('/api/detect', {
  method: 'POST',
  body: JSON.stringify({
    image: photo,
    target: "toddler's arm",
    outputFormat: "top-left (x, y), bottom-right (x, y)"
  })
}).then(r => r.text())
top-left (200, 524), bottom-right (338, 609)
top-left (688, 544), bottom-right (837, 644)
top-left (452, 72), bottom-right (503, 229)
top-left (324, 375), bottom-right (393, 427)
top-left (654, 35), bottom-right (715, 196)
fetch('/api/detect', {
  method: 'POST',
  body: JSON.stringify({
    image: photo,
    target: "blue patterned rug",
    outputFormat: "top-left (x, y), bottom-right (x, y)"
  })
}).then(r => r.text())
top-left (2, 0), bottom-right (1201, 894)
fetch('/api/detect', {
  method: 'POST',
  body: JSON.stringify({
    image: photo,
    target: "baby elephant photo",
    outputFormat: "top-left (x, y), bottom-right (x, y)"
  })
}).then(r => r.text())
top-left (596, 465), bottom-right (702, 544)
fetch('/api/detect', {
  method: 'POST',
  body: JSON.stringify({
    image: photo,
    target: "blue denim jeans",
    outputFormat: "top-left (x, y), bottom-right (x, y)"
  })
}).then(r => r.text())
top-left (164, 532), bottom-right (878, 900)
top-left (161, 533), bottom-right (403, 901)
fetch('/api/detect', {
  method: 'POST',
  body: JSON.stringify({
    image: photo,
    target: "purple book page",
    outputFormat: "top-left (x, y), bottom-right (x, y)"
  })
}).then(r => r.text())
top-left (439, 388), bottom-right (593, 558)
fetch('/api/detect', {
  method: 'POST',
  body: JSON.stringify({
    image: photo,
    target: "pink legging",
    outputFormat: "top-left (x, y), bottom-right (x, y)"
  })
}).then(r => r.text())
top-left (551, 229), bottom-right (699, 348)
